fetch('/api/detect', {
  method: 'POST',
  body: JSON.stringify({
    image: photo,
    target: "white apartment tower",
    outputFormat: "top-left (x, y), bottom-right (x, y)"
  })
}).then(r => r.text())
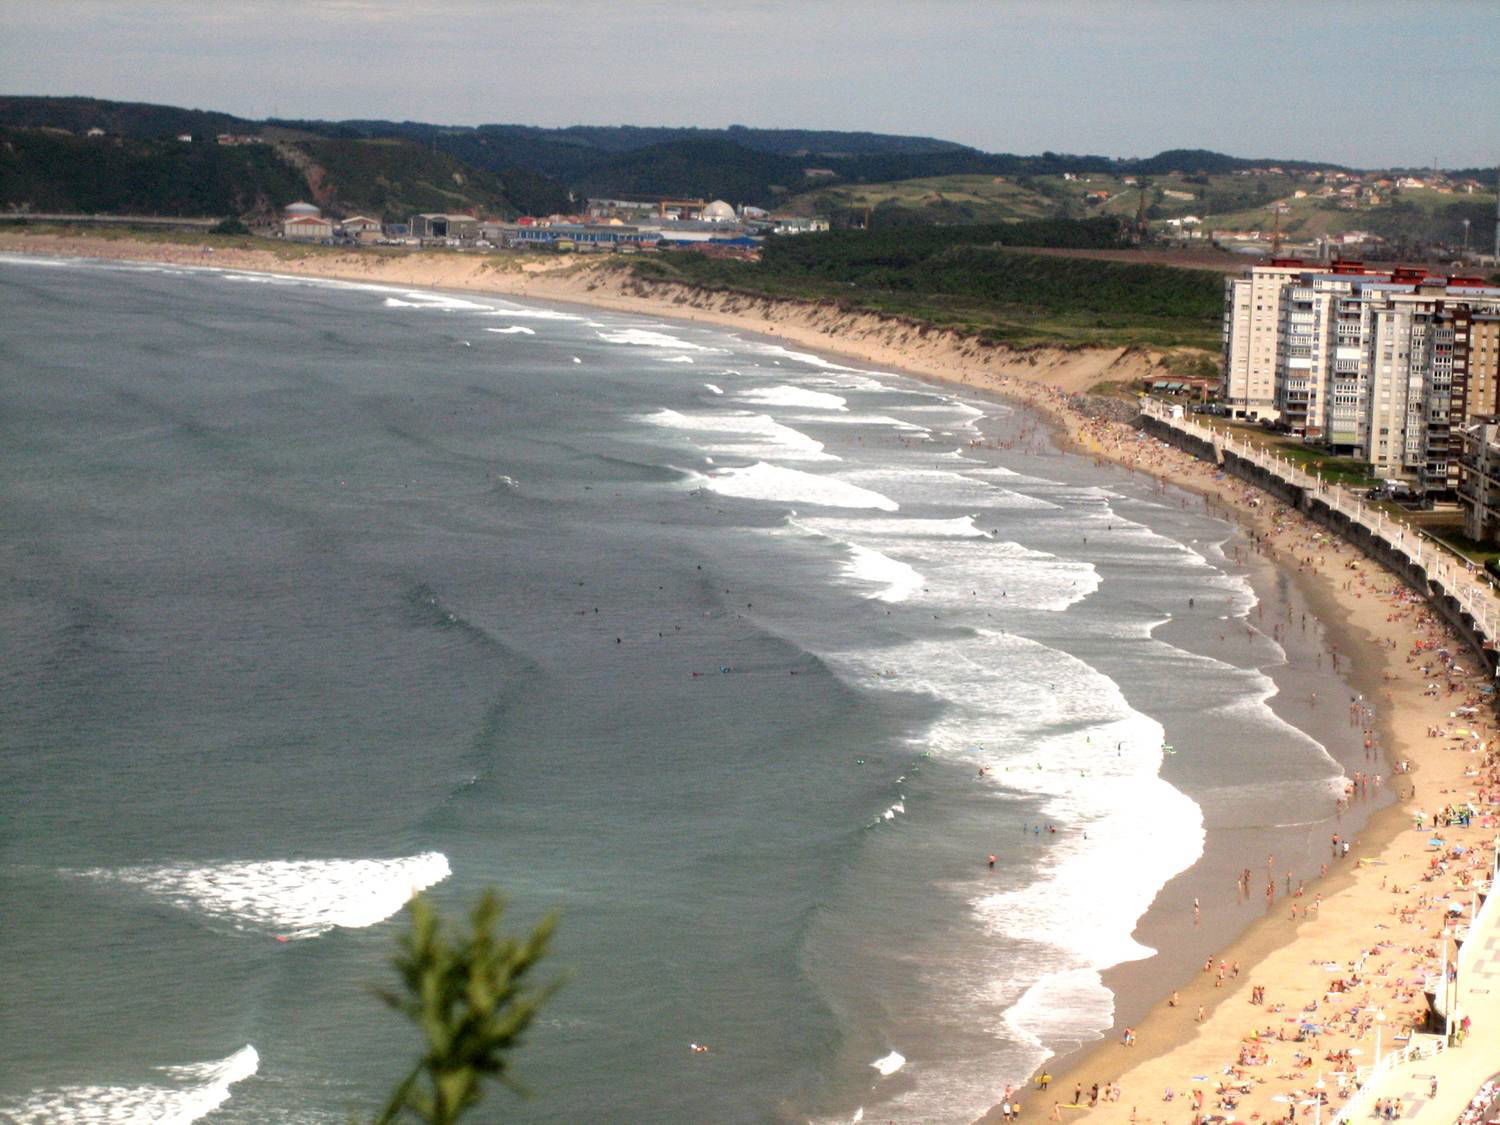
top-left (1220, 261), bottom-right (1500, 489)
top-left (1222, 263), bottom-right (1304, 420)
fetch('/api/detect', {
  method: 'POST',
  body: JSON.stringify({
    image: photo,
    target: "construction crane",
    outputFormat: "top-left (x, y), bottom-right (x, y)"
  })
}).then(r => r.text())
top-left (1133, 180), bottom-right (1150, 245)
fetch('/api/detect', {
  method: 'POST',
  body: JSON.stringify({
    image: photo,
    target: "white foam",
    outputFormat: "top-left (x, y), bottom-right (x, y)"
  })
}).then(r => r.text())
top-left (5, 1045), bottom-right (259, 1125)
top-left (899, 401), bottom-right (988, 432)
top-left (1002, 967), bottom-right (1117, 1053)
top-left (663, 355), bottom-right (695, 364)
top-left (384, 292), bottom-right (494, 312)
top-left (0, 253), bottom-right (75, 268)
top-left (844, 544), bottom-right (925, 603)
top-left (700, 463), bottom-right (899, 511)
top-left (76, 852), bottom-right (451, 939)
top-left (798, 515), bottom-right (990, 540)
top-left (486, 325), bottom-right (536, 335)
top-left (737, 385), bottom-right (848, 411)
top-left (641, 408), bottom-right (835, 462)
top-left (871, 1051), bottom-right (907, 1077)
top-left (703, 384), bottom-right (724, 395)
top-left (596, 327), bottom-right (724, 352)
top-left (790, 514), bottom-right (1096, 612)
top-left (484, 305), bottom-right (586, 321)
top-left (754, 343), bottom-right (880, 375)
top-left (841, 467), bottom-right (1059, 510)
top-left (826, 627), bottom-right (1203, 1064)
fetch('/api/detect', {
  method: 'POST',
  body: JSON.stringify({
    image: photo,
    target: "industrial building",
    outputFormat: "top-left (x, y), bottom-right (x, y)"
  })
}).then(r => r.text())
top-left (282, 214), bottom-right (333, 241)
top-left (509, 224), bottom-right (661, 251)
top-left (409, 213), bottom-right (479, 242)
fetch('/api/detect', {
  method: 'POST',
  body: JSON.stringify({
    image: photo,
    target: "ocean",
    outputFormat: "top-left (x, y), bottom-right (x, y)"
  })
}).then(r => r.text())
top-left (0, 255), bottom-right (1379, 1123)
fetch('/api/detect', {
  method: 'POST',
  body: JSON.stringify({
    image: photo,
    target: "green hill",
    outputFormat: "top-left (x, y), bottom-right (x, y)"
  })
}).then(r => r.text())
top-left (569, 138), bottom-right (815, 206)
top-left (287, 136), bottom-right (525, 220)
top-left (0, 125), bottom-right (556, 221)
top-left (0, 94), bottom-right (245, 140)
top-left (0, 126), bottom-right (304, 216)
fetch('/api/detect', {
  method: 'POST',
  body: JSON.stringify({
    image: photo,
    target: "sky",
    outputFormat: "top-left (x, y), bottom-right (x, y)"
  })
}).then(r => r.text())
top-left (2, 0), bottom-right (1498, 170)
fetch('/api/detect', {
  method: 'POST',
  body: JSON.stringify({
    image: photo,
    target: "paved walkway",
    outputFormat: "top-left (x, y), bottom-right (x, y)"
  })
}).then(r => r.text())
top-left (1345, 898), bottom-right (1500, 1122)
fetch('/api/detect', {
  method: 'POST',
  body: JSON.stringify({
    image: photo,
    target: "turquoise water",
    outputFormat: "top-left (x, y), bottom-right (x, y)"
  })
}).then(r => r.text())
top-left (0, 257), bottom-right (1371, 1123)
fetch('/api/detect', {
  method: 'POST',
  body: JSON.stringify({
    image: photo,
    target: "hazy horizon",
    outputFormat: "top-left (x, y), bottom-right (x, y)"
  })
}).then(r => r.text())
top-left (1, 0), bottom-right (1497, 169)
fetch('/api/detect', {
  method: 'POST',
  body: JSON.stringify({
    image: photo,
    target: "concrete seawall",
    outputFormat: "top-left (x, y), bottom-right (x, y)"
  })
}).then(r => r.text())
top-left (1140, 404), bottom-right (1500, 678)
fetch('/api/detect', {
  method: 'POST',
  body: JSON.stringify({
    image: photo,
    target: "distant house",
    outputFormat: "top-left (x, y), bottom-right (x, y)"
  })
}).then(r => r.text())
top-left (85, 127), bottom-right (105, 137)
top-left (769, 215), bottom-right (829, 235)
top-left (338, 215), bottom-right (383, 241)
top-left (410, 213), bottom-right (479, 241)
top-left (175, 133), bottom-right (193, 143)
top-left (216, 133), bottom-right (264, 146)
top-left (1162, 188), bottom-right (1195, 201)
top-left (283, 215), bottom-right (333, 241)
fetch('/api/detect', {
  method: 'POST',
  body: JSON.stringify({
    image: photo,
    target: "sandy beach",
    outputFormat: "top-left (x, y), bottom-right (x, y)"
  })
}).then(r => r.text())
top-left (5, 231), bottom-right (1496, 1123)
top-left (975, 423), bottom-right (1499, 1125)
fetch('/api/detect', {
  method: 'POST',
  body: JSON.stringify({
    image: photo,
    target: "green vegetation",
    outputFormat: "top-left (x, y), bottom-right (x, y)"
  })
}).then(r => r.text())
top-left (375, 892), bottom-right (558, 1125)
top-left (0, 126), bottom-right (305, 216)
top-left (1198, 420), bottom-right (1380, 488)
top-left (294, 137), bottom-right (521, 221)
top-left (632, 219), bottom-right (1225, 349)
top-left (1269, 444), bottom-right (1379, 488)
top-left (570, 138), bottom-right (812, 207)
top-left (1419, 520), bottom-right (1500, 568)
top-left (783, 167), bottom-right (1498, 251)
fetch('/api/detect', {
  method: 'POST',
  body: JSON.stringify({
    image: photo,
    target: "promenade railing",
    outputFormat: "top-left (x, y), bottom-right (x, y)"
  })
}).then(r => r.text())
top-left (1335, 1034), bottom-right (1446, 1124)
top-left (1138, 399), bottom-right (1500, 652)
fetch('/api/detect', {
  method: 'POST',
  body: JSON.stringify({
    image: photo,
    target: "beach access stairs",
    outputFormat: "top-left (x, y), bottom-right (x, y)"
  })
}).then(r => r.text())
top-left (1138, 398), bottom-right (1500, 680)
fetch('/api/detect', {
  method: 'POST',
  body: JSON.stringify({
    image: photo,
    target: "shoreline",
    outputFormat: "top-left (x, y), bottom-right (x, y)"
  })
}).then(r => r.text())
top-left (4, 233), bottom-right (1496, 1123)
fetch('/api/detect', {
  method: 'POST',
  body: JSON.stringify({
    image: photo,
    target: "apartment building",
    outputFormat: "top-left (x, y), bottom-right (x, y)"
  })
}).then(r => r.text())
top-left (1223, 261), bottom-right (1500, 490)
top-left (1222, 262), bottom-right (1304, 420)
top-left (1459, 419), bottom-right (1500, 541)
top-left (1444, 312), bottom-right (1500, 486)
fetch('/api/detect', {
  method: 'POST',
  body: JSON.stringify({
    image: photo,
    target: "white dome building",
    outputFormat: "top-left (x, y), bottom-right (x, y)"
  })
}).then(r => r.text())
top-left (701, 199), bottom-right (736, 222)
top-left (284, 201), bottom-right (321, 218)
